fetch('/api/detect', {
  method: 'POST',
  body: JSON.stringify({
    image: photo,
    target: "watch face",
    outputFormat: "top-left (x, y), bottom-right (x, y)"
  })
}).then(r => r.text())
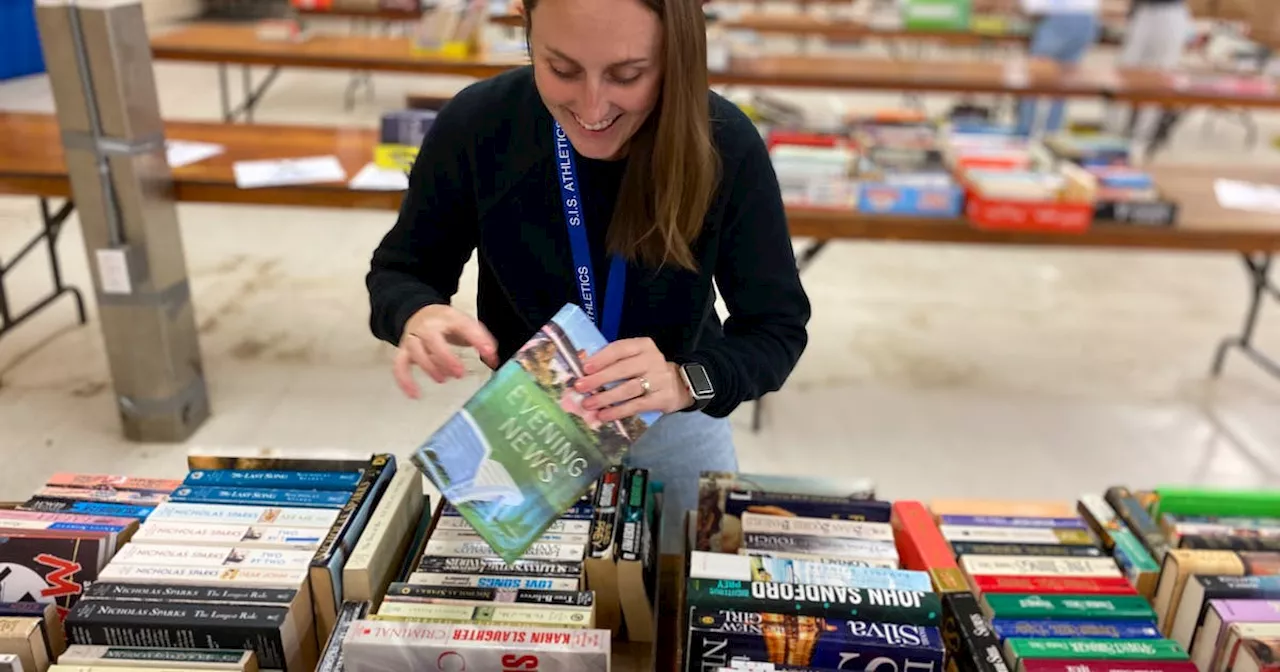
top-left (685, 364), bottom-right (714, 398)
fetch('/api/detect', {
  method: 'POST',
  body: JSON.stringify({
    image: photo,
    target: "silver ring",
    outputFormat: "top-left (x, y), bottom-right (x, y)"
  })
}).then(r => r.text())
top-left (638, 377), bottom-right (651, 395)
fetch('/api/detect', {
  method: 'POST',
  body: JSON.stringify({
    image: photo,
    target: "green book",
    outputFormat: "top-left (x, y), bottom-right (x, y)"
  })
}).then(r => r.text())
top-left (686, 578), bottom-right (942, 625)
top-left (1004, 638), bottom-right (1188, 663)
top-left (1152, 487), bottom-right (1280, 519)
top-left (411, 304), bottom-right (658, 563)
top-left (983, 594), bottom-right (1156, 622)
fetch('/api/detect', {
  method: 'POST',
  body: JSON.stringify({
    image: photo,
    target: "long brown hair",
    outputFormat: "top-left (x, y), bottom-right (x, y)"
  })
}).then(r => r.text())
top-left (524, 0), bottom-right (720, 271)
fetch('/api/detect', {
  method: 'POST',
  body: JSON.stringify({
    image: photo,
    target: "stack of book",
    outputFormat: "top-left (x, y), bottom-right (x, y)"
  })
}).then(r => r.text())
top-left (58, 453), bottom-right (397, 672)
top-left (1137, 488), bottom-right (1280, 672)
top-left (684, 474), bottom-right (948, 672)
top-left (930, 499), bottom-right (1191, 672)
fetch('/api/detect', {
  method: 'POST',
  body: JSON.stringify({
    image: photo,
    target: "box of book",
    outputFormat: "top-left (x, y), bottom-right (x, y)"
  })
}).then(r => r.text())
top-left (411, 304), bottom-right (658, 564)
top-left (962, 164), bottom-right (1097, 234)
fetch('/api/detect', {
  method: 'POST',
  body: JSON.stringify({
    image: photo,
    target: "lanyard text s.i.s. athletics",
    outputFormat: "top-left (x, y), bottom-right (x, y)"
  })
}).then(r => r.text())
top-left (554, 121), bottom-right (627, 342)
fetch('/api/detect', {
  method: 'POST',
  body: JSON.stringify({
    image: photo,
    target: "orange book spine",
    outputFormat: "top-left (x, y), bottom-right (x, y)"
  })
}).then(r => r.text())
top-left (892, 500), bottom-right (968, 592)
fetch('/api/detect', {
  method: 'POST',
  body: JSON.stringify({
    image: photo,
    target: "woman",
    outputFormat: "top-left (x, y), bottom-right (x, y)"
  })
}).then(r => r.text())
top-left (366, 0), bottom-right (811, 552)
top-left (1105, 0), bottom-right (1191, 143)
top-left (1015, 0), bottom-right (1101, 136)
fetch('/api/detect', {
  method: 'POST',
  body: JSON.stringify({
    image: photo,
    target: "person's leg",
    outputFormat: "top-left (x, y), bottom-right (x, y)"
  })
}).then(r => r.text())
top-left (625, 411), bottom-right (738, 555)
top-left (1133, 4), bottom-right (1191, 141)
top-left (1016, 15), bottom-right (1062, 136)
top-left (1043, 13), bottom-right (1100, 134)
top-left (1107, 6), bottom-right (1155, 135)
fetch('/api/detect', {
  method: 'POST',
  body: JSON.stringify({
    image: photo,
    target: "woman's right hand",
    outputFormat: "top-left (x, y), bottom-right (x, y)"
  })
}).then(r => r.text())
top-left (394, 304), bottom-right (500, 399)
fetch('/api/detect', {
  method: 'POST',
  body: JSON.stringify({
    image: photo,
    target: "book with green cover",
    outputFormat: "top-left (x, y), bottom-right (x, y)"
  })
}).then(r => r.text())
top-left (1003, 638), bottom-right (1189, 662)
top-left (1152, 487), bottom-right (1280, 520)
top-left (983, 594), bottom-right (1157, 622)
top-left (411, 304), bottom-right (658, 563)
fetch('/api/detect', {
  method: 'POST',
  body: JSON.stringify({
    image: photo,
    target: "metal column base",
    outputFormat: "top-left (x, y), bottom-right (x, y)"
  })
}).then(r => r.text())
top-left (0, 198), bottom-right (88, 342)
top-left (1211, 253), bottom-right (1280, 380)
top-left (752, 239), bottom-right (830, 433)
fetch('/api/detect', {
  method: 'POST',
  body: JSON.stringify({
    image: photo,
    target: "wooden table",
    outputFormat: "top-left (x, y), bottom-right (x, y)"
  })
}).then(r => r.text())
top-left (1, 111), bottom-right (1276, 405)
top-left (148, 24), bottom-right (1280, 123)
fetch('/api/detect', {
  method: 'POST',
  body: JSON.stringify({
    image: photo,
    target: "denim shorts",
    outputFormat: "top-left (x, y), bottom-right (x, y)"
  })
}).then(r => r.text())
top-left (625, 410), bottom-right (738, 555)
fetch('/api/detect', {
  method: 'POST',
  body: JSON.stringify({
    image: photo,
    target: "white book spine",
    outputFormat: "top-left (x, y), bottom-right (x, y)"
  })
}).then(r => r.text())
top-left (740, 512), bottom-right (894, 541)
top-left (424, 539), bottom-right (585, 563)
top-left (112, 544), bottom-right (314, 570)
top-left (341, 621), bottom-right (610, 672)
top-left (959, 555), bottom-right (1122, 578)
top-left (429, 529), bottom-right (591, 546)
top-left (147, 502), bottom-right (339, 528)
top-left (434, 517), bottom-right (592, 536)
top-left (132, 522), bottom-right (324, 548)
top-left (941, 525), bottom-right (1075, 545)
top-left (405, 573), bottom-right (581, 592)
top-left (97, 563), bottom-right (307, 588)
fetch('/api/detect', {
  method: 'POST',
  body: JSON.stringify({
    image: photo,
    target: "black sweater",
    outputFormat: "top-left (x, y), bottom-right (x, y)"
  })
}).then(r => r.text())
top-left (366, 67), bottom-right (811, 418)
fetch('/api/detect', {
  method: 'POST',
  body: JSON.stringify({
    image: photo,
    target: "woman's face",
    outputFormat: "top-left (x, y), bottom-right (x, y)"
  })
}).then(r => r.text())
top-left (529, 0), bottom-right (663, 161)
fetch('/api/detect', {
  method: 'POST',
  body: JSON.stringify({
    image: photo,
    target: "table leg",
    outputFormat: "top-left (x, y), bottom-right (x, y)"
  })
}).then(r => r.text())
top-left (0, 198), bottom-right (87, 342)
top-left (224, 66), bottom-right (282, 124)
top-left (1211, 253), bottom-right (1280, 380)
top-left (241, 64), bottom-right (255, 123)
top-left (218, 62), bottom-right (232, 122)
top-left (752, 238), bottom-right (831, 433)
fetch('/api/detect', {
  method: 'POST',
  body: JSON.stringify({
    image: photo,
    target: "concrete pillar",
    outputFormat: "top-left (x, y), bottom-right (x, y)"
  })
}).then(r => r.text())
top-left (35, 0), bottom-right (210, 442)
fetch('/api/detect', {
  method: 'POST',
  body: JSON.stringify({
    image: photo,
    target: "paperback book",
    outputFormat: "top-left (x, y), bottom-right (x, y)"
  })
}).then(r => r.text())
top-left (411, 304), bottom-right (659, 563)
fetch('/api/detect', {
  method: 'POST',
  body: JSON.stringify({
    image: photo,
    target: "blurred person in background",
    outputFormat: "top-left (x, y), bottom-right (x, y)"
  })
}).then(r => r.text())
top-left (1015, 0), bottom-right (1102, 136)
top-left (1106, 0), bottom-right (1191, 142)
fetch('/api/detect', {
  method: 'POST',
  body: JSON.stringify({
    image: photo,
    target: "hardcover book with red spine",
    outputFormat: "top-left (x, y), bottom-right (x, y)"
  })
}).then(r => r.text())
top-left (893, 501), bottom-right (968, 593)
top-left (1018, 661), bottom-right (1198, 672)
top-left (970, 575), bottom-right (1140, 596)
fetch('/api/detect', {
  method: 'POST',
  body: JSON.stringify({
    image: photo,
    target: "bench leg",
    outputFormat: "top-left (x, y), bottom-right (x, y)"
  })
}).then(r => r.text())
top-left (1211, 253), bottom-right (1280, 380)
top-left (0, 198), bottom-right (87, 343)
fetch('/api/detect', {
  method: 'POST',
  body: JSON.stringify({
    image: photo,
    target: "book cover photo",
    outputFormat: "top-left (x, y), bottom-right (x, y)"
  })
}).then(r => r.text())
top-left (411, 303), bottom-right (660, 563)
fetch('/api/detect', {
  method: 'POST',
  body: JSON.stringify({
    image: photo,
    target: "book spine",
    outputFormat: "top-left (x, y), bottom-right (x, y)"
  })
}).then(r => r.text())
top-left (46, 474), bottom-right (182, 492)
top-left (686, 579), bottom-right (942, 626)
top-left (112, 545), bottom-right (313, 570)
top-left (0, 510), bottom-right (136, 527)
top-left (60, 644), bottom-right (253, 668)
top-left (184, 470), bottom-right (363, 491)
top-left (423, 539), bottom-right (585, 563)
top-left (96, 563), bottom-right (307, 587)
top-left (744, 551), bottom-right (900, 569)
top-left (0, 521), bottom-right (123, 534)
top-left (1017, 662), bottom-right (1198, 672)
top-left (35, 487), bottom-right (167, 506)
top-left (1078, 496), bottom-right (1160, 598)
top-left (416, 555), bottom-right (583, 578)
top-left (440, 501), bottom-right (595, 521)
top-left (742, 533), bottom-right (899, 561)
top-left (1104, 487), bottom-right (1170, 560)
top-left (147, 502), bottom-right (339, 528)
top-left (950, 542), bottom-right (1103, 558)
top-left (131, 522), bottom-right (325, 548)
top-left (19, 499), bottom-right (153, 519)
top-left (588, 465), bottom-right (623, 559)
top-left (434, 515), bottom-right (592, 536)
top-left (428, 528), bottom-right (589, 546)
top-left (741, 512), bottom-right (895, 541)
top-left (373, 602), bottom-right (593, 629)
top-left (384, 583), bottom-right (594, 607)
top-left (83, 582), bottom-right (297, 606)
top-left (618, 468), bottom-right (649, 563)
top-left (310, 453), bottom-right (396, 622)
top-left (725, 493), bottom-right (893, 523)
top-left (892, 501), bottom-right (968, 593)
top-left (746, 556), bottom-right (933, 591)
top-left (316, 601), bottom-right (370, 672)
top-left (1179, 535), bottom-right (1280, 552)
top-left (340, 622), bottom-right (611, 672)
top-left (66, 602), bottom-right (292, 670)
top-left (981, 595), bottom-right (1157, 621)
top-left (970, 576), bottom-right (1139, 596)
top-left (941, 592), bottom-right (1010, 672)
top-left (1003, 637), bottom-right (1189, 661)
top-left (989, 620), bottom-right (1162, 640)
top-left (171, 486), bottom-right (351, 509)
top-left (405, 573), bottom-right (581, 591)
top-left (942, 526), bottom-right (1095, 546)
top-left (960, 556), bottom-right (1122, 578)
top-left (939, 516), bottom-right (1087, 530)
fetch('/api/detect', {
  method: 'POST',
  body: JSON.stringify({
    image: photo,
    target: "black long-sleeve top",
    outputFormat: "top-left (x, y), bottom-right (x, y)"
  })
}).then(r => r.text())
top-left (366, 67), bottom-right (810, 418)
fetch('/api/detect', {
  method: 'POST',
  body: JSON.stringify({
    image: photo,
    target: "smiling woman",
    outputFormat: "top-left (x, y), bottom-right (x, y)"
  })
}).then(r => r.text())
top-left (366, 0), bottom-right (812, 551)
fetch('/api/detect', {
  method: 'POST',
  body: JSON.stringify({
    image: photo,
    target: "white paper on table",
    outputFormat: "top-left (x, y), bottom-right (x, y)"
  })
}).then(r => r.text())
top-left (1214, 179), bottom-right (1280, 215)
top-left (349, 163), bottom-right (410, 191)
top-left (166, 140), bottom-right (225, 168)
top-left (232, 155), bottom-right (347, 189)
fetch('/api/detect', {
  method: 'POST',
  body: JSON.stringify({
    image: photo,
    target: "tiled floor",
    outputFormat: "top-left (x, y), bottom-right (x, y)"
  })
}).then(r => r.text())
top-left (2, 18), bottom-right (1279, 501)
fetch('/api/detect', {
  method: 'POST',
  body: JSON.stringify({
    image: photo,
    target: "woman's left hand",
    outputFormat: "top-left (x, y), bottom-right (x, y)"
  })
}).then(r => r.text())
top-left (573, 337), bottom-right (692, 422)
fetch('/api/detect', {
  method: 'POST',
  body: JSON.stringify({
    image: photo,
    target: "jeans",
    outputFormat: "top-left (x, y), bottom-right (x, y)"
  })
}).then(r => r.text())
top-left (626, 410), bottom-right (738, 555)
top-left (1016, 12), bottom-right (1100, 136)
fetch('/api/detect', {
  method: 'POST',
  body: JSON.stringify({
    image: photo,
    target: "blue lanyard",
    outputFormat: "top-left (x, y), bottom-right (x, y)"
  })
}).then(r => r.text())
top-left (554, 121), bottom-right (627, 341)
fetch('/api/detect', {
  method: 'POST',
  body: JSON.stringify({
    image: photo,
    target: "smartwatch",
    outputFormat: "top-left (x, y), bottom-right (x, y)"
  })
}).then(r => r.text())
top-left (679, 362), bottom-right (715, 412)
